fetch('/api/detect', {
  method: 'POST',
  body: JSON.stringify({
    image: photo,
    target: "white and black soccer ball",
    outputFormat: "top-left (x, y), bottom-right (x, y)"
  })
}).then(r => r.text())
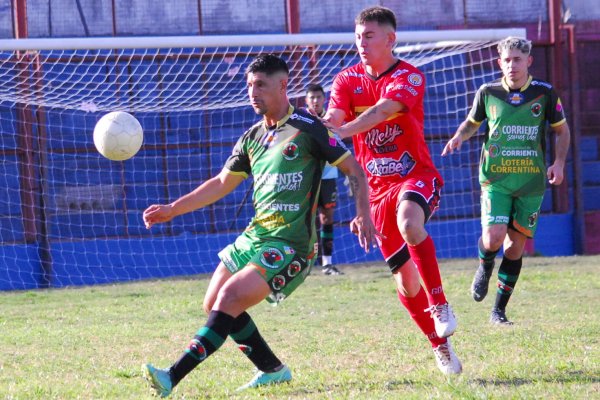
top-left (93, 111), bottom-right (143, 161)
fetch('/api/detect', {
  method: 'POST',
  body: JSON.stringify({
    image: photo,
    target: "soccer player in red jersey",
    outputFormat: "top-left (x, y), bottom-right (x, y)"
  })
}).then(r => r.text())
top-left (323, 6), bottom-right (462, 374)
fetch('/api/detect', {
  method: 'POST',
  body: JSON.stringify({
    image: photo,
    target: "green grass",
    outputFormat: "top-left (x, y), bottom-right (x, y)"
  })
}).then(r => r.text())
top-left (1, 255), bottom-right (599, 399)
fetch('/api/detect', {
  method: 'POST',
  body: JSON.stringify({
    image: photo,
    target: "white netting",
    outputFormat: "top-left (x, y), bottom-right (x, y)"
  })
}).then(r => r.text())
top-left (0, 29), bottom-right (524, 290)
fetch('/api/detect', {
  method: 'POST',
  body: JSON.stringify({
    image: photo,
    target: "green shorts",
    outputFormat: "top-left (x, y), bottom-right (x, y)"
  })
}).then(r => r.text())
top-left (480, 189), bottom-right (543, 238)
top-left (218, 234), bottom-right (314, 304)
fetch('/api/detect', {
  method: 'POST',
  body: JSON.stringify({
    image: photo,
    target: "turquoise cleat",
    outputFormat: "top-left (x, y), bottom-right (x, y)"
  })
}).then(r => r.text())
top-left (142, 363), bottom-right (173, 398)
top-left (236, 365), bottom-right (292, 391)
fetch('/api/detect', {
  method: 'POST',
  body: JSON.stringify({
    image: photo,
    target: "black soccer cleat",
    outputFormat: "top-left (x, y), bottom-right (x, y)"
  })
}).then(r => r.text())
top-left (471, 260), bottom-right (494, 302)
top-left (490, 308), bottom-right (514, 326)
top-left (322, 264), bottom-right (343, 275)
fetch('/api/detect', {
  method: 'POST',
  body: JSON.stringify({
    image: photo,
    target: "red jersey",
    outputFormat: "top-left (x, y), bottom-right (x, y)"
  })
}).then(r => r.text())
top-left (329, 60), bottom-right (443, 201)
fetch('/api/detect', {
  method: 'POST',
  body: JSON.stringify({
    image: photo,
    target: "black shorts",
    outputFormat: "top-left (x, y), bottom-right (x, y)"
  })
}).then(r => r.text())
top-left (318, 179), bottom-right (338, 209)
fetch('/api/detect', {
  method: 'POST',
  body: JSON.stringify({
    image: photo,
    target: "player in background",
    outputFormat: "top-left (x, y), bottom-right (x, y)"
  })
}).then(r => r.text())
top-left (323, 6), bottom-right (462, 374)
top-left (442, 37), bottom-right (570, 325)
top-left (141, 54), bottom-right (378, 397)
top-left (305, 83), bottom-right (343, 275)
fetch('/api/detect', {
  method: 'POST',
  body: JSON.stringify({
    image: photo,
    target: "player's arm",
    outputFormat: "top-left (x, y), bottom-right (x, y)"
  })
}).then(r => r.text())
top-left (322, 108), bottom-right (346, 129)
top-left (326, 98), bottom-right (405, 140)
top-left (334, 156), bottom-right (381, 252)
top-left (547, 121), bottom-right (571, 185)
top-left (143, 170), bottom-right (244, 228)
top-left (441, 119), bottom-right (481, 156)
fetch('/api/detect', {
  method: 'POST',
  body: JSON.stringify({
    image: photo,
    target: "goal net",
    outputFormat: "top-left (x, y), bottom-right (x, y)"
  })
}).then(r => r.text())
top-left (0, 29), bottom-right (524, 290)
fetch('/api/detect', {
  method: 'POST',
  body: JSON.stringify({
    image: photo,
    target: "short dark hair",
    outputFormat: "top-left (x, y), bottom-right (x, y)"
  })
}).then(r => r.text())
top-left (245, 54), bottom-right (289, 77)
top-left (305, 83), bottom-right (325, 95)
top-left (355, 6), bottom-right (397, 31)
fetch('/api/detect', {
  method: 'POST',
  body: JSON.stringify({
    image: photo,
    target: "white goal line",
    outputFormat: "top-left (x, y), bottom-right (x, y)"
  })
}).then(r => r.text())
top-left (0, 28), bottom-right (526, 51)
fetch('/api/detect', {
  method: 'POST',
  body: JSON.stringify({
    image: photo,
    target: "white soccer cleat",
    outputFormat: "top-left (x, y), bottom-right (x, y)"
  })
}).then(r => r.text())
top-left (432, 338), bottom-right (463, 375)
top-left (425, 303), bottom-right (457, 338)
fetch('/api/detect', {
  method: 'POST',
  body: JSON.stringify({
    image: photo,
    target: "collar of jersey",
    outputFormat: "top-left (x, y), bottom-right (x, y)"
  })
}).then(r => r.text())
top-left (264, 104), bottom-right (294, 130)
top-left (502, 75), bottom-right (533, 92)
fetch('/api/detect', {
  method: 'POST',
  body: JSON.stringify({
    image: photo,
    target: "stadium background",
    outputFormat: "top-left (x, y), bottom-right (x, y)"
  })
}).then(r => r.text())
top-left (0, 0), bottom-right (598, 290)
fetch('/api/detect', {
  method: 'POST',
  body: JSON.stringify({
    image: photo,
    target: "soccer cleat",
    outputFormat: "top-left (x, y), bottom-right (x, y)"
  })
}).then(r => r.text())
top-left (432, 338), bottom-right (463, 375)
top-left (490, 308), bottom-right (514, 326)
top-left (236, 365), bottom-right (292, 391)
top-left (425, 303), bottom-right (457, 338)
top-left (471, 260), bottom-right (494, 302)
top-left (322, 264), bottom-right (344, 275)
top-left (142, 363), bottom-right (173, 398)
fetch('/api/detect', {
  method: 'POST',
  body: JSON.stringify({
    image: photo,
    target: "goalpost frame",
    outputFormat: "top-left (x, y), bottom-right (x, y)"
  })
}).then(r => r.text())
top-left (0, 28), bottom-right (526, 51)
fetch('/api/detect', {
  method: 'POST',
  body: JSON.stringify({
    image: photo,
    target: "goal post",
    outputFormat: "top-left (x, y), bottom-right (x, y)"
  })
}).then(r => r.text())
top-left (0, 28), bottom-right (525, 290)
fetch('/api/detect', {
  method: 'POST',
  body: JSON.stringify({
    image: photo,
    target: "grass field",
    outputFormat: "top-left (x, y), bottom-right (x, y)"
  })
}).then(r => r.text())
top-left (1, 255), bottom-right (598, 399)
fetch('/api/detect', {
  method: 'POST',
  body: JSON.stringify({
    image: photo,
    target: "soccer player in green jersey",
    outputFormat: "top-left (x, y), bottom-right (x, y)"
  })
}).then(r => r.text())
top-left (141, 54), bottom-right (378, 397)
top-left (442, 37), bottom-right (571, 325)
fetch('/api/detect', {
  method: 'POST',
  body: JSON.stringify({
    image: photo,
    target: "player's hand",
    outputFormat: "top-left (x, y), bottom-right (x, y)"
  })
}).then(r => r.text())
top-left (441, 134), bottom-right (463, 156)
top-left (349, 215), bottom-right (384, 253)
top-left (143, 204), bottom-right (174, 229)
top-left (547, 163), bottom-right (565, 185)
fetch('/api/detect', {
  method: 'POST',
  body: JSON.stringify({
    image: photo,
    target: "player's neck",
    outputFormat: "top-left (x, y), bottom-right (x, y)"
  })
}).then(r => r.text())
top-left (364, 55), bottom-right (397, 77)
top-left (263, 102), bottom-right (291, 127)
top-left (504, 74), bottom-right (530, 90)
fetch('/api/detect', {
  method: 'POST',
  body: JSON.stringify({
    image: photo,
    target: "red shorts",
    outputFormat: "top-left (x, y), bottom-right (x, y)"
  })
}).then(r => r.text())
top-left (371, 174), bottom-right (442, 269)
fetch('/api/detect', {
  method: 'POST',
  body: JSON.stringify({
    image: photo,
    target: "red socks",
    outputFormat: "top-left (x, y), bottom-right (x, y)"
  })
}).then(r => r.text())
top-left (407, 235), bottom-right (447, 305)
top-left (397, 287), bottom-right (446, 347)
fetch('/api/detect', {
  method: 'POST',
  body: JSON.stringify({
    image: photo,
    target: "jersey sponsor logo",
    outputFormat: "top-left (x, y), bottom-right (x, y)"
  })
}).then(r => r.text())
top-left (284, 246), bottom-right (296, 255)
top-left (255, 212), bottom-right (287, 229)
top-left (260, 248), bottom-right (285, 269)
top-left (391, 68), bottom-right (409, 78)
top-left (289, 113), bottom-right (314, 124)
top-left (354, 86), bottom-right (363, 94)
top-left (491, 158), bottom-right (542, 174)
top-left (272, 274), bottom-right (286, 290)
top-left (507, 92), bottom-right (524, 105)
top-left (345, 71), bottom-right (364, 77)
top-left (528, 211), bottom-right (539, 227)
top-left (501, 125), bottom-right (539, 141)
top-left (255, 172), bottom-right (303, 192)
top-left (365, 152), bottom-right (416, 177)
top-left (261, 129), bottom-right (278, 149)
top-left (365, 124), bottom-right (404, 149)
top-left (256, 201), bottom-right (300, 212)
top-left (388, 83), bottom-right (418, 97)
top-left (282, 142), bottom-right (299, 160)
top-left (531, 80), bottom-right (553, 89)
top-left (501, 149), bottom-right (538, 157)
top-left (531, 102), bottom-right (542, 117)
top-left (407, 73), bottom-right (423, 86)
top-left (486, 215), bottom-right (509, 224)
top-left (488, 144), bottom-right (500, 158)
top-left (288, 260), bottom-right (302, 277)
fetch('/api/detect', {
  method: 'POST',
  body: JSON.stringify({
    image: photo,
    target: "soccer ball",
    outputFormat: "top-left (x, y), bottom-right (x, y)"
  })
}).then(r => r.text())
top-left (93, 111), bottom-right (143, 161)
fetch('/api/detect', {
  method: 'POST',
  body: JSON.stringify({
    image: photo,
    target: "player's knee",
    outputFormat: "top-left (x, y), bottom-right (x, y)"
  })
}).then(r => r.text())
top-left (398, 219), bottom-right (426, 244)
top-left (213, 285), bottom-right (242, 312)
top-left (482, 232), bottom-right (504, 250)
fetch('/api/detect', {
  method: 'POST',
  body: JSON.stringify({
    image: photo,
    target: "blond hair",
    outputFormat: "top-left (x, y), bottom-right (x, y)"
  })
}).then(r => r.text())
top-left (497, 36), bottom-right (532, 55)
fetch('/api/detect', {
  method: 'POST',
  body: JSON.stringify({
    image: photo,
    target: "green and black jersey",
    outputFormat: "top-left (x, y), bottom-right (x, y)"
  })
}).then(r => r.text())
top-left (224, 105), bottom-right (350, 257)
top-left (469, 75), bottom-right (566, 195)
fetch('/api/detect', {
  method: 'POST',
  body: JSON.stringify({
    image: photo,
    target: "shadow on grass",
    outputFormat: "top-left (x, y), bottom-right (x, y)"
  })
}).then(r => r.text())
top-left (471, 370), bottom-right (600, 387)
